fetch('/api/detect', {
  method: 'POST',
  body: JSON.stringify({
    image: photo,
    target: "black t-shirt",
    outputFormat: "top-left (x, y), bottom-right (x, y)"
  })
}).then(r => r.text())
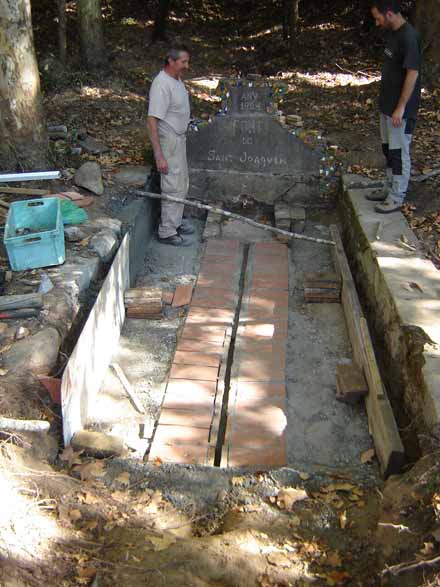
top-left (379, 22), bottom-right (422, 119)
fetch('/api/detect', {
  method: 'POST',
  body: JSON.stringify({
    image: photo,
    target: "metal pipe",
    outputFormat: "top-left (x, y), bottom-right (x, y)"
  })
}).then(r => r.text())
top-left (0, 171), bottom-right (61, 183)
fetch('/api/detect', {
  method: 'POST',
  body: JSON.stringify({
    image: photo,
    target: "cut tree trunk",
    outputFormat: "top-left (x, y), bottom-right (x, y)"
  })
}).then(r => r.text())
top-left (77, 0), bottom-right (107, 70)
top-left (153, 0), bottom-right (171, 42)
top-left (0, 0), bottom-right (47, 171)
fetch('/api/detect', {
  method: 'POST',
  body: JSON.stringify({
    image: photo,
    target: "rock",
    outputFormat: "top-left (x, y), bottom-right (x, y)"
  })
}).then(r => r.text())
top-left (47, 124), bottom-right (68, 140)
top-left (0, 323), bottom-right (10, 336)
top-left (114, 165), bottom-right (151, 186)
top-left (217, 489), bottom-right (228, 503)
top-left (76, 128), bottom-right (88, 141)
top-left (15, 326), bottom-right (30, 340)
top-left (2, 328), bottom-right (60, 376)
top-left (78, 136), bottom-right (110, 155)
top-left (64, 226), bottom-right (86, 243)
top-left (90, 230), bottom-right (118, 262)
top-left (267, 551), bottom-right (291, 567)
top-left (72, 430), bottom-right (126, 458)
top-left (87, 216), bottom-right (122, 237)
top-left (47, 257), bottom-right (101, 296)
top-left (74, 162), bottom-right (104, 195)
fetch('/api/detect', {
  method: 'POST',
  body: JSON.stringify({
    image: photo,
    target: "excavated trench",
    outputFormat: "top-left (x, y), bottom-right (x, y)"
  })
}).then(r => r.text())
top-left (65, 196), bottom-right (389, 485)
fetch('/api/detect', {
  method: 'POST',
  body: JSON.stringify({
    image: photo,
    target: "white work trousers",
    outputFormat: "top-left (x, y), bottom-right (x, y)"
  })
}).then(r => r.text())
top-left (158, 124), bottom-right (189, 239)
top-left (380, 113), bottom-right (414, 204)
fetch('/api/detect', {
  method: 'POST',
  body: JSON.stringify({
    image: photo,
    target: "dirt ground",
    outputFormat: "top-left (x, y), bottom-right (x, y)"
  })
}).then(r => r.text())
top-left (1, 1), bottom-right (440, 586)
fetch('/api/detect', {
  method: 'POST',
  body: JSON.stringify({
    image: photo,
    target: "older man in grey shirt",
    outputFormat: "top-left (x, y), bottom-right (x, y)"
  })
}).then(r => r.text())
top-left (147, 46), bottom-right (194, 246)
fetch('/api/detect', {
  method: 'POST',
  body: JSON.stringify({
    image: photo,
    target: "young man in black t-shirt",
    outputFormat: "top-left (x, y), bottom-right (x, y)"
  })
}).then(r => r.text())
top-left (367, 0), bottom-right (421, 213)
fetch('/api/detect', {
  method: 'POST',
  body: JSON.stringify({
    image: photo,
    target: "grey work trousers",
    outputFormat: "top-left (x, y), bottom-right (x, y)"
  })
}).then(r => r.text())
top-left (157, 123), bottom-right (189, 239)
top-left (380, 113), bottom-right (414, 204)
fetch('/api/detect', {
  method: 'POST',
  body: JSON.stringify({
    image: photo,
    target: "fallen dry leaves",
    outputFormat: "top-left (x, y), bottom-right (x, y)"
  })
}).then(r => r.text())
top-left (272, 487), bottom-right (309, 510)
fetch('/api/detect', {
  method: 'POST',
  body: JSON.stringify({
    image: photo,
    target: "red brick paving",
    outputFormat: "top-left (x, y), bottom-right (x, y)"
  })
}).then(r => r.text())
top-left (149, 239), bottom-right (289, 468)
top-left (173, 351), bottom-right (222, 367)
top-left (186, 307), bottom-right (234, 325)
top-left (222, 242), bottom-right (289, 468)
top-left (181, 325), bottom-right (228, 343)
top-left (176, 339), bottom-right (225, 353)
top-left (154, 424), bottom-right (210, 445)
top-left (149, 443), bottom-right (209, 465)
top-left (158, 408), bottom-right (213, 429)
top-left (227, 442), bottom-right (287, 467)
top-left (148, 239), bottom-right (241, 466)
top-left (169, 364), bottom-right (219, 381)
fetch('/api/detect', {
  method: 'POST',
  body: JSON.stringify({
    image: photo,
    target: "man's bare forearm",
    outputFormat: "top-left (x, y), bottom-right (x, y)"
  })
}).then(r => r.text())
top-left (147, 116), bottom-right (163, 159)
top-left (397, 69), bottom-right (419, 111)
top-left (391, 69), bottom-right (419, 127)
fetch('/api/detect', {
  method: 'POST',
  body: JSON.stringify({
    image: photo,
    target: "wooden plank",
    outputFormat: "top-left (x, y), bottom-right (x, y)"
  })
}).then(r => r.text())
top-left (0, 293), bottom-right (43, 311)
top-left (172, 284), bottom-right (193, 307)
top-left (304, 271), bottom-right (341, 290)
top-left (360, 318), bottom-right (385, 400)
top-left (124, 287), bottom-right (162, 300)
top-left (0, 187), bottom-right (49, 196)
top-left (126, 308), bottom-right (163, 319)
top-left (61, 233), bottom-right (130, 445)
top-left (336, 362), bottom-right (368, 403)
top-left (304, 287), bottom-right (340, 302)
top-left (329, 225), bottom-right (404, 478)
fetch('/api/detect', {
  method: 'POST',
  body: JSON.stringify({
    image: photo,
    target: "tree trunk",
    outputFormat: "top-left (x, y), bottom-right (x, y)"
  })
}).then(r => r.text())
top-left (153, 0), bottom-right (170, 42)
top-left (288, 0), bottom-right (300, 53)
top-left (0, 0), bottom-right (47, 171)
top-left (416, 0), bottom-right (440, 85)
top-left (77, 0), bottom-right (107, 70)
top-left (58, 0), bottom-right (67, 64)
top-left (282, 0), bottom-right (290, 41)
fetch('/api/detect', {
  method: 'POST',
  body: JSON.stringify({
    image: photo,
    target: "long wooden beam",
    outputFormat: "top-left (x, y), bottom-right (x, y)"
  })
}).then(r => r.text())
top-left (330, 225), bottom-right (404, 478)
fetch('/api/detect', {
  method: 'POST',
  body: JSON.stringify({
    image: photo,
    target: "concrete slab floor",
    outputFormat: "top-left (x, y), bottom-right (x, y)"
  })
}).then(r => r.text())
top-left (287, 222), bottom-right (373, 476)
top-left (88, 213), bottom-right (377, 483)
top-left (89, 221), bottom-right (205, 454)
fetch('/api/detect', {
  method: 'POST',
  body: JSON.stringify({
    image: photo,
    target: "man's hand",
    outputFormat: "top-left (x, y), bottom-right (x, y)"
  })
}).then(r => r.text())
top-left (391, 106), bottom-right (405, 128)
top-left (156, 154), bottom-right (169, 174)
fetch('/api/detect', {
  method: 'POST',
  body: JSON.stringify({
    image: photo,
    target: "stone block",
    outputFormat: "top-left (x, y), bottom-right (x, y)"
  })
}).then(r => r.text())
top-left (72, 430), bottom-right (126, 458)
top-left (90, 230), bottom-right (119, 263)
top-left (3, 328), bottom-right (60, 376)
top-left (74, 162), bottom-right (104, 195)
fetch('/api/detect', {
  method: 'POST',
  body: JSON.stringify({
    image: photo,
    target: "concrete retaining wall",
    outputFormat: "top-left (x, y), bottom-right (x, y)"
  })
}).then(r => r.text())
top-left (62, 198), bottom-right (155, 444)
top-left (340, 175), bottom-right (440, 441)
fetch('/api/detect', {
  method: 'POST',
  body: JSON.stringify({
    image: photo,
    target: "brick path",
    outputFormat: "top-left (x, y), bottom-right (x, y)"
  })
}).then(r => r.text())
top-left (222, 242), bottom-right (288, 467)
top-left (148, 239), bottom-right (288, 468)
top-left (148, 239), bottom-right (242, 465)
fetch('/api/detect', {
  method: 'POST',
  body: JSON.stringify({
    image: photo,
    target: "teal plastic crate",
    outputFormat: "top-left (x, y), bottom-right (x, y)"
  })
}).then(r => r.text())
top-left (3, 197), bottom-right (65, 271)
